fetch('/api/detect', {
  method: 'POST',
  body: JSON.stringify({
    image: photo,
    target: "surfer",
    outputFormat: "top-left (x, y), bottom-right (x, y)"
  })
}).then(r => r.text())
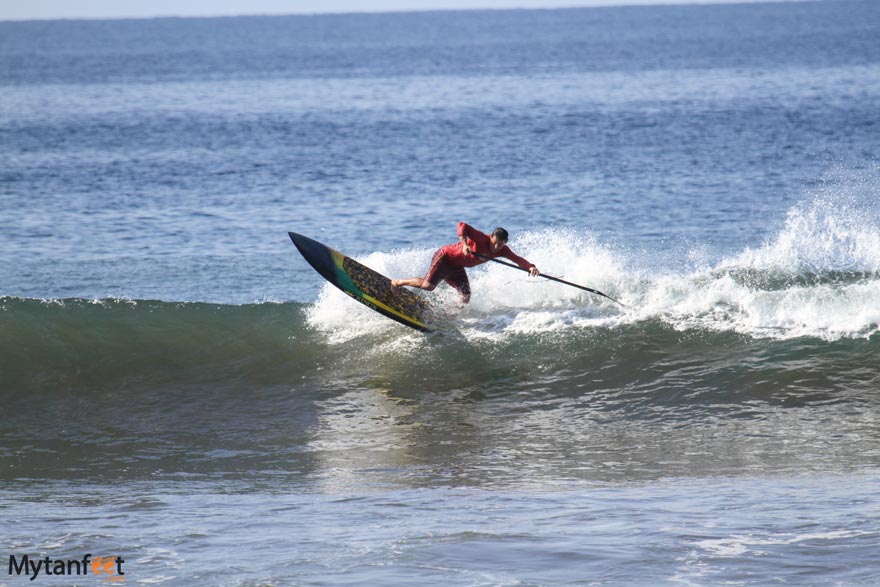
top-left (390, 222), bottom-right (539, 303)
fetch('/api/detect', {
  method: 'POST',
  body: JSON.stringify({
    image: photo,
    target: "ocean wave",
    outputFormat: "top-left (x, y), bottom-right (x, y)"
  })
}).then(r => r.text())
top-left (2, 292), bottom-right (877, 401)
top-left (3, 193), bottom-right (880, 396)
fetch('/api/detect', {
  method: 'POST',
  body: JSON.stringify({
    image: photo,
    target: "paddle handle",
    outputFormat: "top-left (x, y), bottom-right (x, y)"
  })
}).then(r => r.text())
top-left (472, 252), bottom-right (628, 308)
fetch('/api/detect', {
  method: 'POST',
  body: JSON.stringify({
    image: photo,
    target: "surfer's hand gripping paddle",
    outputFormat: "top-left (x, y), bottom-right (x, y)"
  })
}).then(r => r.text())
top-left (472, 252), bottom-right (629, 308)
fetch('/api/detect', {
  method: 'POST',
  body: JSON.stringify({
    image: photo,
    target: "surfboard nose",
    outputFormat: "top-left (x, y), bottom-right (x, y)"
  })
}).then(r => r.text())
top-left (289, 231), bottom-right (317, 252)
top-left (288, 232), bottom-right (338, 284)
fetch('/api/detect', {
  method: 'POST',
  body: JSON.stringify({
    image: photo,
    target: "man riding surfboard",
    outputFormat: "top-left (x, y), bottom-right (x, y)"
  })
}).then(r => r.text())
top-left (391, 222), bottom-right (539, 303)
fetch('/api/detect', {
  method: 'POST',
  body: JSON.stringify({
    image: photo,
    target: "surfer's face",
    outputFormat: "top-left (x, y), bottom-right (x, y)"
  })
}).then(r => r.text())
top-left (489, 235), bottom-right (507, 254)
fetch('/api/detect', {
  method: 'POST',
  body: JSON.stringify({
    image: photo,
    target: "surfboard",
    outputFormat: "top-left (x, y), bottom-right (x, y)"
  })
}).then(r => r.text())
top-left (289, 232), bottom-right (435, 332)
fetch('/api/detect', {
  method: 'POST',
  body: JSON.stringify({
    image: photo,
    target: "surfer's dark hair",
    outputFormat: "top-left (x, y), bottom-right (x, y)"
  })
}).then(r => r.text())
top-left (492, 227), bottom-right (509, 242)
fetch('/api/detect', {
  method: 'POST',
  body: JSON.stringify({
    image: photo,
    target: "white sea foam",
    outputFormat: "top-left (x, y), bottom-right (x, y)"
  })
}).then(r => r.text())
top-left (308, 189), bottom-right (880, 343)
top-left (727, 191), bottom-right (880, 274)
top-left (694, 529), bottom-right (873, 558)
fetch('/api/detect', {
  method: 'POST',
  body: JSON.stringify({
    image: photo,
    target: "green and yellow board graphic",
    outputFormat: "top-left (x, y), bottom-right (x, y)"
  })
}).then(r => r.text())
top-left (289, 232), bottom-right (434, 332)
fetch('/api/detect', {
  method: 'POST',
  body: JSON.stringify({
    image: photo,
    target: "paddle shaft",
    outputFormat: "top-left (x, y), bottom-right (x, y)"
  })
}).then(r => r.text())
top-left (472, 252), bottom-right (628, 307)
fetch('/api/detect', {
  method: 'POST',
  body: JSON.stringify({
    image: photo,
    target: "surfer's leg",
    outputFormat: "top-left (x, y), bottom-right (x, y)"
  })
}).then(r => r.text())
top-left (391, 277), bottom-right (436, 293)
top-left (392, 249), bottom-right (445, 295)
top-left (446, 268), bottom-right (471, 304)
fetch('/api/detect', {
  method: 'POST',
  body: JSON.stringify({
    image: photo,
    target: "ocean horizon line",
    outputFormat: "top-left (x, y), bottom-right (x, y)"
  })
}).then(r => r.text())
top-left (0, 0), bottom-right (817, 25)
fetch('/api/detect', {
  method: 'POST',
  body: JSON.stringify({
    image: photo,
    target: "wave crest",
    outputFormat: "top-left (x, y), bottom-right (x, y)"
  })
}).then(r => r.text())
top-left (306, 192), bottom-right (880, 342)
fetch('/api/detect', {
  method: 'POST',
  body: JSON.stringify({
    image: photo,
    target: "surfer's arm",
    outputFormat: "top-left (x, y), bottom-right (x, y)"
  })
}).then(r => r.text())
top-left (457, 222), bottom-right (477, 255)
top-left (501, 248), bottom-right (539, 276)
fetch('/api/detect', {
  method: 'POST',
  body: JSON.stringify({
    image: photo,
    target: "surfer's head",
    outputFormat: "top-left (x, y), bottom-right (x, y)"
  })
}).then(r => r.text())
top-left (490, 227), bottom-right (509, 253)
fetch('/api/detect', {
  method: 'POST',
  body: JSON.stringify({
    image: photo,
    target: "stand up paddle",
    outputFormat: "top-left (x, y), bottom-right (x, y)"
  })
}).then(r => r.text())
top-left (472, 252), bottom-right (629, 308)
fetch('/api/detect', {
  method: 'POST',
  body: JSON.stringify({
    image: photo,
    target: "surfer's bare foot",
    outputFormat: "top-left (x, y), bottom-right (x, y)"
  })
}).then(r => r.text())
top-left (390, 280), bottom-right (400, 295)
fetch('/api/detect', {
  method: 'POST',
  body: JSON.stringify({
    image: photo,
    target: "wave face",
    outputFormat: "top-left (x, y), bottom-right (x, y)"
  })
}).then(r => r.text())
top-left (0, 298), bottom-right (313, 393)
top-left (3, 292), bottom-right (879, 484)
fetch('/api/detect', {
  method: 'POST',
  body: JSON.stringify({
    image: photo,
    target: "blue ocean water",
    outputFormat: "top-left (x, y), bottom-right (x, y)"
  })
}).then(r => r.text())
top-left (2, 2), bottom-right (880, 585)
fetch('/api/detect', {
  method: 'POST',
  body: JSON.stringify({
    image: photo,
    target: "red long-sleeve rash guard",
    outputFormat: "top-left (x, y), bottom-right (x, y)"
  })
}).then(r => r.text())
top-left (439, 222), bottom-right (535, 270)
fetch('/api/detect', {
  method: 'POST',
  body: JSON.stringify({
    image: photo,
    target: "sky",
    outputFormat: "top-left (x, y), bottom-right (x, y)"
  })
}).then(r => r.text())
top-left (0, 0), bottom-right (787, 21)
